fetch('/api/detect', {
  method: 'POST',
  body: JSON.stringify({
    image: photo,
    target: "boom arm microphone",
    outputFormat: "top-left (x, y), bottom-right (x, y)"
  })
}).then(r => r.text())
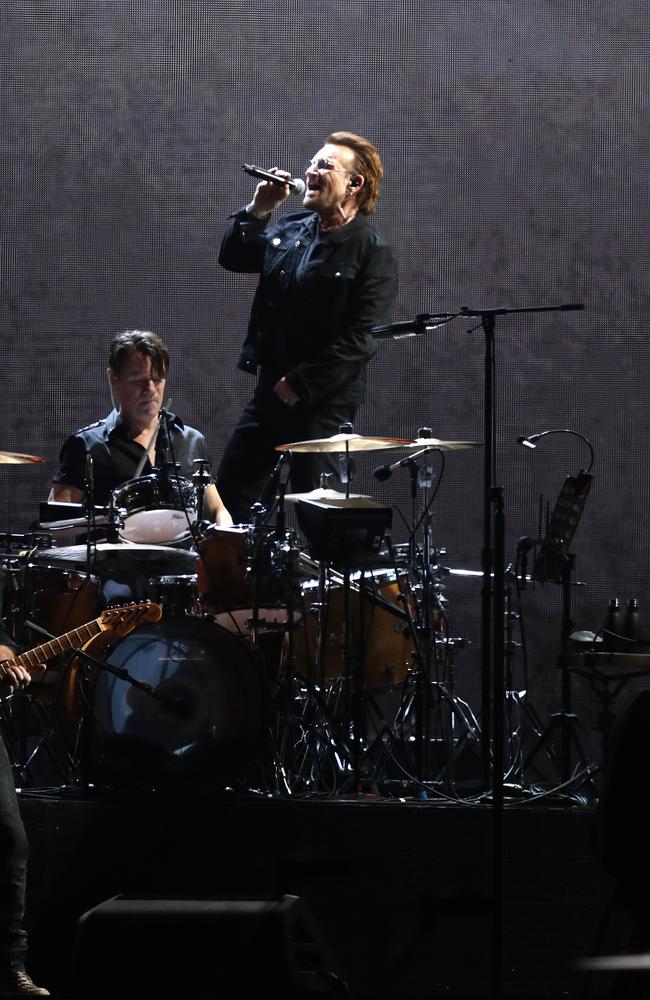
top-left (242, 163), bottom-right (306, 195)
top-left (373, 447), bottom-right (435, 481)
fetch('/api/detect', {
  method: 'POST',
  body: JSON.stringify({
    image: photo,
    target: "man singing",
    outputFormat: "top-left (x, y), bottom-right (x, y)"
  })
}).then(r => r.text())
top-left (217, 130), bottom-right (398, 524)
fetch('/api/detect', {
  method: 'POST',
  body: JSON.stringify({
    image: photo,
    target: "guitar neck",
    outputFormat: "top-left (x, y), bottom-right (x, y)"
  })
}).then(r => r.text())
top-left (0, 617), bottom-right (104, 678)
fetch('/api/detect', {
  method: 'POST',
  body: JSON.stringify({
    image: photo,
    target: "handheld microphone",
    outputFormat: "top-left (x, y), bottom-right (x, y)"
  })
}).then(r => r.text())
top-left (242, 163), bottom-right (306, 195)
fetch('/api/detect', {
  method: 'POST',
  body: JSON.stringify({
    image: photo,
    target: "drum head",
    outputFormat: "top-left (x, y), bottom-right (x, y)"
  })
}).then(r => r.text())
top-left (113, 474), bottom-right (197, 545)
top-left (120, 507), bottom-right (195, 545)
top-left (85, 617), bottom-right (266, 791)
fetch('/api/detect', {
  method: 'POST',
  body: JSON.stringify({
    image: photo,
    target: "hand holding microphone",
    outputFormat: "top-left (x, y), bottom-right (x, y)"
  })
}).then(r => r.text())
top-left (243, 163), bottom-right (305, 218)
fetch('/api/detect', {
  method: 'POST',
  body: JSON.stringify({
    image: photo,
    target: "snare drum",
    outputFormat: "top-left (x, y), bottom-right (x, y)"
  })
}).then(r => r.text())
top-left (113, 474), bottom-right (196, 545)
top-left (292, 574), bottom-right (414, 689)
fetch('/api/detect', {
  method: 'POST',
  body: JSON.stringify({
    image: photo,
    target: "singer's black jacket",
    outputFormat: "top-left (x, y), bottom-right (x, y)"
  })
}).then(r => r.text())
top-left (219, 208), bottom-right (398, 406)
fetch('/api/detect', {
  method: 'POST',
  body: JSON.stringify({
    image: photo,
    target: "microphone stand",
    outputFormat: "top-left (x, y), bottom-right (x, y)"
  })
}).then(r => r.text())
top-left (457, 301), bottom-right (584, 1000)
top-left (84, 453), bottom-right (95, 579)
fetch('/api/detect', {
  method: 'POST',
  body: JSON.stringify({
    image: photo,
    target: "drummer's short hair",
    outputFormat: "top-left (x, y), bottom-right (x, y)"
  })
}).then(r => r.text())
top-left (108, 330), bottom-right (170, 377)
top-left (325, 131), bottom-right (384, 214)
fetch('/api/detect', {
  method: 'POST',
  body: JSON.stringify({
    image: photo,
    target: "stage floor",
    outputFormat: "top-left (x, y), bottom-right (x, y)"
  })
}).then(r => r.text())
top-left (19, 791), bottom-right (627, 999)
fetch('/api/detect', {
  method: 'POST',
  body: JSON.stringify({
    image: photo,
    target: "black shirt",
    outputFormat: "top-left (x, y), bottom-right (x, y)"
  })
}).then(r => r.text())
top-left (52, 409), bottom-right (210, 506)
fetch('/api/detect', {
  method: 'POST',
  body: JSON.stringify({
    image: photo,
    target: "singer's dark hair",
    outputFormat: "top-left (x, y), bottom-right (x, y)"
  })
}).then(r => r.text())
top-left (326, 131), bottom-right (383, 214)
top-left (108, 330), bottom-right (170, 378)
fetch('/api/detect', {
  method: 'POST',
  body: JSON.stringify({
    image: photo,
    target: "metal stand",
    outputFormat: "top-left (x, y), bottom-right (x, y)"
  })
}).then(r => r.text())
top-left (523, 552), bottom-right (591, 783)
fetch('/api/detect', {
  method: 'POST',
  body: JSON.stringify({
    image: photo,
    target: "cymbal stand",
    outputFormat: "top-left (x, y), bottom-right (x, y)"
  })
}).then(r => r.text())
top-left (390, 448), bottom-right (481, 793)
top-left (336, 433), bottom-right (370, 792)
top-left (192, 458), bottom-right (212, 524)
top-left (246, 501), bottom-right (271, 651)
top-left (260, 463), bottom-right (352, 794)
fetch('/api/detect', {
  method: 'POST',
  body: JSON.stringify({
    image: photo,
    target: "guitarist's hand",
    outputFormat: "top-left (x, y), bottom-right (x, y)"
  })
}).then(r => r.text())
top-left (0, 644), bottom-right (32, 695)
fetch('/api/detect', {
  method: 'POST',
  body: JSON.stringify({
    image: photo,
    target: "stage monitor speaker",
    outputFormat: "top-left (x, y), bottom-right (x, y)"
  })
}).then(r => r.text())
top-left (73, 893), bottom-right (348, 997)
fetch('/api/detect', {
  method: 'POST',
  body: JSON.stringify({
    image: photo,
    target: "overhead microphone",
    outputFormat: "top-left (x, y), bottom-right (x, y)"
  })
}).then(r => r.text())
top-left (516, 429), bottom-right (595, 474)
top-left (259, 451), bottom-right (290, 508)
top-left (242, 163), bottom-right (306, 195)
top-left (373, 452), bottom-right (419, 482)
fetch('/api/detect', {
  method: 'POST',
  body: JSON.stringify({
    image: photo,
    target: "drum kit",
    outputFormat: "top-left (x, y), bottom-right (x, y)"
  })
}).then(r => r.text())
top-left (0, 430), bottom-right (513, 798)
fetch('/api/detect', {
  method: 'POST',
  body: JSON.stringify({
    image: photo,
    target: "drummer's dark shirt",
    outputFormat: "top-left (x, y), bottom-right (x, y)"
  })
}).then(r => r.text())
top-left (52, 409), bottom-right (210, 506)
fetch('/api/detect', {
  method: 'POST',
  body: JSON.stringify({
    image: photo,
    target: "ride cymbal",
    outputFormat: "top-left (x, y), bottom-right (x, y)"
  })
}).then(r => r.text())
top-left (0, 450), bottom-right (45, 464)
top-left (400, 438), bottom-right (482, 451)
top-left (276, 433), bottom-right (412, 454)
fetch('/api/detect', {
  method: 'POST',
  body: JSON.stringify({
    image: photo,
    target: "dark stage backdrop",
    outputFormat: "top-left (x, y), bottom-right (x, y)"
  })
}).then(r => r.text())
top-left (2, 0), bottom-right (649, 769)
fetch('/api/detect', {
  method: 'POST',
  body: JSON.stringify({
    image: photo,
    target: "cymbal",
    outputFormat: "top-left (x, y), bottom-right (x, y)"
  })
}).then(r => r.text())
top-left (34, 542), bottom-right (197, 572)
top-left (400, 438), bottom-right (482, 451)
top-left (284, 487), bottom-right (372, 503)
top-left (276, 433), bottom-right (412, 454)
top-left (579, 953), bottom-right (650, 971)
top-left (0, 449), bottom-right (45, 465)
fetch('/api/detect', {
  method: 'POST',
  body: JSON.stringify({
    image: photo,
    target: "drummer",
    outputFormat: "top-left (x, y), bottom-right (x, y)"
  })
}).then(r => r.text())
top-left (48, 330), bottom-right (233, 527)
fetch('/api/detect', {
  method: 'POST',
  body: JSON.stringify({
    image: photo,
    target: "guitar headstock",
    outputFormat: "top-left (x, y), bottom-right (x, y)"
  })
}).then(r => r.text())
top-left (98, 602), bottom-right (163, 636)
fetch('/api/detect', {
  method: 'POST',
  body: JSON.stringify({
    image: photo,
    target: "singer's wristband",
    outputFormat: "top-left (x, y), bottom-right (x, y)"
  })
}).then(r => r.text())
top-left (246, 202), bottom-right (271, 221)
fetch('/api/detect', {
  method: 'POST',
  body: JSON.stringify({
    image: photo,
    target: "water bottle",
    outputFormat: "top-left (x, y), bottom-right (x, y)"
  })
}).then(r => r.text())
top-left (624, 598), bottom-right (641, 652)
top-left (603, 598), bottom-right (624, 652)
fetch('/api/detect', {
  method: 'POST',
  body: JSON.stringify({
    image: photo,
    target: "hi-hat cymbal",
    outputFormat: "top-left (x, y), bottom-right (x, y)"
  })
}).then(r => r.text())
top-left (276, 433), bottom-right (412, 454)
top-left (0, 450), bottom-right (45, 465)
top-left (400, 438), bottom-right (482, 451)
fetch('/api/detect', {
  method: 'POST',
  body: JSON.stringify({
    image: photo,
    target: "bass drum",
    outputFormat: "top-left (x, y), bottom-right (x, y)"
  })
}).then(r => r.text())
top-left (65, 616), bottom-right (267, 792)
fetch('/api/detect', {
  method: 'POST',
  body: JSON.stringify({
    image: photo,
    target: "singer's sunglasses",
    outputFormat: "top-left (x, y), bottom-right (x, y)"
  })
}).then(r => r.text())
top-left (306, 157), bottom-right (350, 174)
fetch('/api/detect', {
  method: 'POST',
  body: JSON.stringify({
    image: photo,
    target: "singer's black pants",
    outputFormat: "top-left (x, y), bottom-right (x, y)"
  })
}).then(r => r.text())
top-left (0, 737), bottom-right (28, 974)
top-left (216, 386), bottom-right (357, 525)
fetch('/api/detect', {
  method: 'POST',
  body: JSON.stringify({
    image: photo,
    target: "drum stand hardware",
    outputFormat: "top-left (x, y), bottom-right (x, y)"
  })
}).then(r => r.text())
top-left (1, 687), bottom-right (76, 788)
top-left (377, 447), bottom-right (482, 795)
top-left (499, 565), bottom-right (557, 789)
top-left (192, 458), bottom-right (213, 524)
top-left (521, 548), bottom-right (593, 789)
top-left (292, 494), bottom-right (393, 794)
top-left (517, 463), bottom-right (595, 791)
top-left (269, 566), bottom-right (355, 793)
top-left (269, 674), bottom-right (354, 795)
